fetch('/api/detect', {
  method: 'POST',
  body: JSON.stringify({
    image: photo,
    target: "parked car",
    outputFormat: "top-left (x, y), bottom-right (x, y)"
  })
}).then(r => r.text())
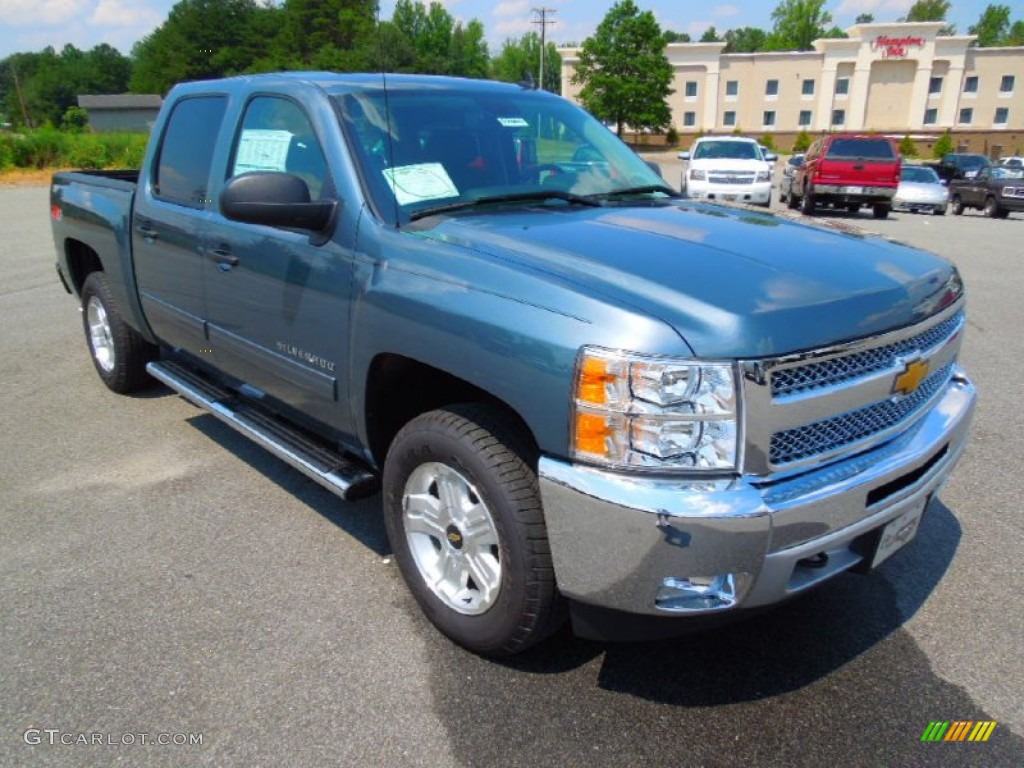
top-left (893, 165), bottom-right (948, 215)
top-left (997, 156), bottom-right (1023, 170)
top-left (758, 144), bottom-right (777, 171)
top-left (926, 153), bottom-right (991, 183)
top-left (50, 72), bottom-right (975, 655)
top-left (788, 134), bottom-right (901, 218)
top-left (777, 154), bottom-right (804, 204)
top-left (949, 165), bottom-right (1024, 218)
top-left (678, 136), bottom-right (777, 207)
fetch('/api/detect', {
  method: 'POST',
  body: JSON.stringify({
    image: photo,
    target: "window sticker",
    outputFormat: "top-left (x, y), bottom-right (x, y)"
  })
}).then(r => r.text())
top-left (234, 129), bottom-right (293, 175)
top-left (383, 163), bottom-right (459, 205)
top-left (497, 117), bottom-right (530, 128)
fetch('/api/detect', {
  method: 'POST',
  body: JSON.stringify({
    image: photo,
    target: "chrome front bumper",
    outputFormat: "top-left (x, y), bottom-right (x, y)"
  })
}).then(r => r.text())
top-left (539, 369), bottom-right (975, 619)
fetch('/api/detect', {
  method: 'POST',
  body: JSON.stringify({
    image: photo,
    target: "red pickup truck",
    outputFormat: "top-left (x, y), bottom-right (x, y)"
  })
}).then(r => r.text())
top-left (788, 135), bottom-right (901, 219)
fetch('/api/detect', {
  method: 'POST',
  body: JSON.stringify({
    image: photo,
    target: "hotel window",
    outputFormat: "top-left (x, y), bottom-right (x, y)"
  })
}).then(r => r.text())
top-left (994, 107), bottom-right (1009, 126)
top-left (798, 110), bottom-right (812, 126)
top-left (923, 108), bottom-right (937, 125)
top-left (832, 109), bottom-right (846, 126)
top-left (801, 79), bottom-right (815, 97)
top-left (723, 110), bottom-right (737, 127)
top-left (763, 110), bottom-right (776, 127)
top-left (963, 76), bottom-right (978, 93)
top-left (683, 111), bottom-right (696, 127)
top-left (1000, 75), bottom-right (1015, 93)
top-left (765, 79), bottom-right (779, 97)
top-left (929, 76), bottom-right (942, 96)
top-left (958, 107), bottom-right (973, 124)
top-left (835, 77), bottom-right (849, 96)
top-left (725, 80), bottom-right (738, 98)
top-left (685, 81), bottom-right (698, 99)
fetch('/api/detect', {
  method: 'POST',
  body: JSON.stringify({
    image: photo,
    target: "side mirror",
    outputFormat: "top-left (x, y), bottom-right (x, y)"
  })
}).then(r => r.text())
top-left (764, 152), bottom-right (778, 162)
top-left (220, 172), bottom-right (337, 231)
top-left (940, 179), bottom-right (948, 186)
top-left (677, 151), bottom-right (691, 161)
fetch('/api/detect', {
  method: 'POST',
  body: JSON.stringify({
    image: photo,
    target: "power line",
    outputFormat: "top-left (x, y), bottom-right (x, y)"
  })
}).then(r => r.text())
top-left (532, 7), bottom-right (556, 91)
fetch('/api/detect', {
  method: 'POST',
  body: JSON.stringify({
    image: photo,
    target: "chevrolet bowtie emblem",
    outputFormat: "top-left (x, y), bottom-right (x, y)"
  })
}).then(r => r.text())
top-left (893, 358), bottom-right (930, 397)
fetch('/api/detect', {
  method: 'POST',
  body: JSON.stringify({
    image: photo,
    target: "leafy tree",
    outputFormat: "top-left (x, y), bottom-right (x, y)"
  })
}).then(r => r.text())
top-left (855, 13), bottom-right (875, 24)
top-left (491, 32), bottom-right (562, 92)
top-left (723, 27), bottom-right (768, 53)
top-left (969, 4), bottom-right (1010, 46)
top-left (933, 129), bottom-right (953, 159)
top-left (390, 1), bottom-right (489, 77)
top-left (663, 30), bottom-right (691, 43)
top-left (1008, 20), bottom-right (1024, 45)
top-left (130, 0), bottom-right (281, 94)
top-left (700, 26), bottom-right (722, 43)
top-left (767, 0), bottom-right (833, 51)
top-left (904, 0), bottom-right (951, 21)
top-left (572, 0), bottom-right (674, 136)
top-left (449, 19), bottom-right (490, 79)
top-left (759, 133), bottom-right (776, 151)
top-left (277, 0), bottom-right (377, 70)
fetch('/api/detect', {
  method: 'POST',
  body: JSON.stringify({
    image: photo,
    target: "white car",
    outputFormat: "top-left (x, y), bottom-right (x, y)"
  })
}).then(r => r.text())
top-left (678, 136), bottom-right (777, 207)
top-left (998, 156), bottom-right (1023, 170)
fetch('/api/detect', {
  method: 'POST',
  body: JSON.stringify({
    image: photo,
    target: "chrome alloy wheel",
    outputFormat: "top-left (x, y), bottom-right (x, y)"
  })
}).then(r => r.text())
top-left (402, 462), bottom-right (502, 615)
top-left (86, 295), bottom-right (115, 373)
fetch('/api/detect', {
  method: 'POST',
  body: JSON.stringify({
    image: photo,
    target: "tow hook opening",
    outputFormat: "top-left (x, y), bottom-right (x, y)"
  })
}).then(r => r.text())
top-left (798, 552), bottom-right (829, 569)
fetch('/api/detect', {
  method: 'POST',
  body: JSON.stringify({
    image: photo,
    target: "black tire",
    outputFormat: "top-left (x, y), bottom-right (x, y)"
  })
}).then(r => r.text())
top-left (799, 183), bottom-right (815, 215)
top-left (80, 272), bottom-right (156, 394)
top-left (996, 208), bottom-right (1010, 219)
top-left (951, 195), bottom-right (964, 215)
top-left (872, 203), bottom-right (890, 219)
top-left (786, 187), bottom-right (798, 209)
top-left (983, 196), bottom-right (999, 218)
top-left (382, 403), bottom-right (564, 656)
top-left (847, 203), bottom-right (860, 213)
top-left (935, 205), bottom-right (947, 216)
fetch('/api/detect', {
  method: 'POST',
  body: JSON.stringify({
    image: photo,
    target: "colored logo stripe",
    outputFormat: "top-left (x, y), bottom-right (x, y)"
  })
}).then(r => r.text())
top-left (921, 721), bottom-right (997, 742)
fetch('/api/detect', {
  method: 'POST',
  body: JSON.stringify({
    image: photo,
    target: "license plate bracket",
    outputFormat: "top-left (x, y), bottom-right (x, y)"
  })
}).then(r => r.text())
top-left (858, 494), bottom-right (930, 570)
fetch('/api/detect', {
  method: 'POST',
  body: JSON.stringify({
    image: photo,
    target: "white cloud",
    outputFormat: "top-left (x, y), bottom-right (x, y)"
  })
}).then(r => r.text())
top-left (713, 4), bottom-right (740, 18)
top-left (89, 0), bottom-right (162, 28)
top-left (834, 0), bottom-right (914, 17)
top-left (493, 0), bottom-right (530, 18)
top-left (0, 0), bottom-right (90, 26)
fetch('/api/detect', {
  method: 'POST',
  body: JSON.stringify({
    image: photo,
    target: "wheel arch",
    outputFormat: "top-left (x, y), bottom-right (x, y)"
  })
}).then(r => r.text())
top-left (64, 238), bottom-right (104, 296)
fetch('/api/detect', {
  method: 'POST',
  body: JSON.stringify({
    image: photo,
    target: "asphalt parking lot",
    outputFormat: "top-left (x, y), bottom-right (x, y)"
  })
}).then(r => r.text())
top-left (2, 179), bottom-right (1022, 768)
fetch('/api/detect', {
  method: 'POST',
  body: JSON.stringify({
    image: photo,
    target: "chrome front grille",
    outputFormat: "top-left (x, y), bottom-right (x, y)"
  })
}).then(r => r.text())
top-left (709, 171), bottom-right (756, 185)
top-left (771, 312), bottom-right (963, 397)
top-left (769, 364), bottom-right (954, 465)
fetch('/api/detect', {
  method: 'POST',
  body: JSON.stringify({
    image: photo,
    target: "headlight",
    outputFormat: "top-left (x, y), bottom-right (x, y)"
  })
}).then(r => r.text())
top-left (571, 347), bottom-right (738, 471)
top-left (690, 169), bottom-right (706, 180)
top-left (755, 171), bottom-right (771, 182)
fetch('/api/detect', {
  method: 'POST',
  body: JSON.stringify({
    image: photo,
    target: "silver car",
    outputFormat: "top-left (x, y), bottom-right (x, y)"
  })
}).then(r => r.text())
top-left (893, 165), bottom-right (948, 215)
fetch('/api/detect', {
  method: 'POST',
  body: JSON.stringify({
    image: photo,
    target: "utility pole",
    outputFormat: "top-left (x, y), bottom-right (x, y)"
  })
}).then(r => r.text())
top-left (532, 7), bottom-right (556, 91)
top-left (11, 63), bottom-right (32, 128)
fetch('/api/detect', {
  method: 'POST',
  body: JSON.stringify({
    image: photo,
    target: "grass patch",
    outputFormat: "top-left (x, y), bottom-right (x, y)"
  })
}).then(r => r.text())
top-left (0, 129), bottom-right (148, 172)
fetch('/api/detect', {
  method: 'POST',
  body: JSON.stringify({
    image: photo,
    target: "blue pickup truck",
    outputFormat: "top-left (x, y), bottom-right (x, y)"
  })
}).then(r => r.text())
top-left (51, 73), bottom-right (975, 655)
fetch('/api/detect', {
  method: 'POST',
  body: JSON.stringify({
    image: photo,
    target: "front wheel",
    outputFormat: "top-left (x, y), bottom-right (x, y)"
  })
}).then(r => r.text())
top-left (81, 272), bottom-right (156, 393)
top-left (786, 187), bottom-right (798, 209)
top-left (951, 195), bottom-right (964, 215)
top-left (983, 196), bottom-right (1003, 218)
top-left (382, 404), bottom-right (564, 656)
top-left (799, 183), bottom-right (815, 215)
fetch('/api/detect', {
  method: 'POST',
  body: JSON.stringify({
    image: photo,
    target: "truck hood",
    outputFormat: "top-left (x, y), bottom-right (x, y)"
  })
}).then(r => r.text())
top-left (412, 202), bottom-right (958, 358)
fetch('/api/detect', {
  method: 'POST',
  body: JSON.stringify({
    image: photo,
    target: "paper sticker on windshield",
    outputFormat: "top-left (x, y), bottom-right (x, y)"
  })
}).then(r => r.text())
top-left (383, 163), bottom-right (459, 205)
top-left (497, 117), bottom-right (530, 128)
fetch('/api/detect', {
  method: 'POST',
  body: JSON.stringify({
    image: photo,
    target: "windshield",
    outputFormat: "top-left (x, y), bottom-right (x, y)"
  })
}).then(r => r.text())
top-left (901, 166), bottom-right (940, 183)
top-left (826, 138), bottom-right (896, 160)
top-left (949, 154), bottom-right (989, 170)
top-left (992, 167), bottom-right (1024, 179)
top-left (692, 140), bottom-right (760, 160)
top-left (335, 87), bottom-right (666, 222)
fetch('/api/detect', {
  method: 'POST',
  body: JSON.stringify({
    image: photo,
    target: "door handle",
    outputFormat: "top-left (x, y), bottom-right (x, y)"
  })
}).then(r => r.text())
top-left (201, 246), bottom-right (239, 267)
top-left (136, 221), bottom-right (158, 240)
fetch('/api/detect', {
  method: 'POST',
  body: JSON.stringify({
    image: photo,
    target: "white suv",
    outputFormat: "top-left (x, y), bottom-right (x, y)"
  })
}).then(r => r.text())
top-left (678, 136), bottom-right (776, 207)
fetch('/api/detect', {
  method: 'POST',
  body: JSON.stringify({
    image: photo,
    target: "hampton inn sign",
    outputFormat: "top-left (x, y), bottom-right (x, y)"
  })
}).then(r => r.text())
top-left (872, 35), bottom-right (926, 58)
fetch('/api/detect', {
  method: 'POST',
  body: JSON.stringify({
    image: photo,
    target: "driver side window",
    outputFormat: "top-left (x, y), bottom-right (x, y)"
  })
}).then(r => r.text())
top-left (230, 97), bottom-right (330, 200)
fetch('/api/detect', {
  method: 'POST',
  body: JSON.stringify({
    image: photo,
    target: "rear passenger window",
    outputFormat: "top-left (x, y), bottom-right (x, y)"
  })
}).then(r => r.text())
top-left (230, 97), bottom-right (330, 200)
top-left (154, 96), bottom-right (227, 208)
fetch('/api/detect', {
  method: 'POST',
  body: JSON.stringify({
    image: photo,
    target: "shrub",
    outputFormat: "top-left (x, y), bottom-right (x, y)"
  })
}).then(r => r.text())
top-left (792, 129), bottom-right (812, 153)
top-left (61, 106), bottom-right (90, 133)
top-left (759, 133), bottom-right (776, 151)
top-left (933, 129), bottom-right (953, 159)
top-left (665, 126), bottom-right (679, 146)
top-left (898, 134), bottom-right (918, 158)
top-left (67, 133), bottom-right (110, 168)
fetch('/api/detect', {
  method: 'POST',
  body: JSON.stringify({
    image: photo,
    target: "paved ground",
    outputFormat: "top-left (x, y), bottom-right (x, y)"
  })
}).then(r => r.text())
top-left (1, 181), bottom-right (1022, 768)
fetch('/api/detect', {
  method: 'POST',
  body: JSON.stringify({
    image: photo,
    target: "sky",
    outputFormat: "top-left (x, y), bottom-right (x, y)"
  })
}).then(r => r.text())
top-left (0, 0), bottom-right (999, 60)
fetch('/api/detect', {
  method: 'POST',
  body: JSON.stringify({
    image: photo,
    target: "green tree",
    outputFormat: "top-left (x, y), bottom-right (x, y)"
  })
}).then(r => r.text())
top-left (1008, 20), bottom-right (1024, 45)
top-left (490, 32), bottom-right (562, 92)
top-left (903, 0), bottom-right (955, 34)
top-left (968, 4), bottom-right (1015, 46)
top-left (390, 1), bottom-right (489, 77)
top-left (792, 129), bottom-right (811, 152)
top-left (898, 134), bottom-right (918, 157)
top-left (700, 26), bottom-right (722, 42)
top-left (277, 0), bottom-right (377, 70)
top-left (663, 30), bottom-right (691, 43)
top-left (572, 0), bottom-right (674, 136)
top-left (855, 13), bottom-right (875, 24)
top-left (130, 0), bottom-right (281, 94)
top-left (933, 129), bottom-right (953, 159)
top-left (767, 0), bottom-right (833, 51)
top-left (723, 27), bottom-right (768, 53)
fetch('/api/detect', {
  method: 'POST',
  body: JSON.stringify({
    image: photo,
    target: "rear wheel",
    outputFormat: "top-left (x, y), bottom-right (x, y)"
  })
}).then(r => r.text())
top-left (81, 272), bottom-right (156, 394)
top-left (799, 183), bottom-right (815, 215)
top-left (872, 203), bottom-right (890, 219)
top-left (786, 187), bottom-right (798, 209)
top-left (382, 403), bottom-right (564, 656)
top-left (951, 195), bottom-right (964, 215)
top-left (847, 203), bottom-right (860, 213)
